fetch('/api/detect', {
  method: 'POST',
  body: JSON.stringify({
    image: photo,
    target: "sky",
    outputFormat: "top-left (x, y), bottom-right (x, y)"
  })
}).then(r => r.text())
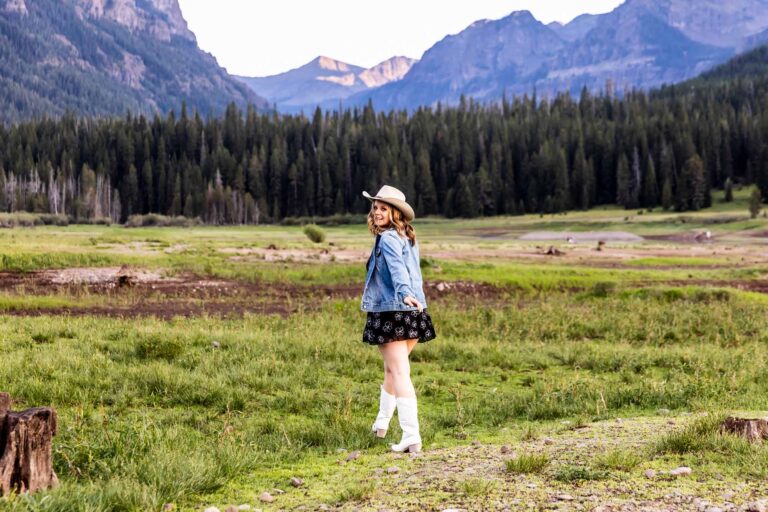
top-left (177, 1), bottom-right (625, 78)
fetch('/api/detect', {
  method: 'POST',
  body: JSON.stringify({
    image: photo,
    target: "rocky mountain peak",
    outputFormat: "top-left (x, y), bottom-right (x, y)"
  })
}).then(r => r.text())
top-left (358, 56), bottom-right (416, 87)
top-left (3, 0), bottom-right (28, 15)
top-left (315, 56), bottom-right (354, 72)
top-left (506, 10), bottom-right (537, 23)
top-left (70, 0), bottom-right (195, 43)
top-left (620, 0), bottom-right (768, 48)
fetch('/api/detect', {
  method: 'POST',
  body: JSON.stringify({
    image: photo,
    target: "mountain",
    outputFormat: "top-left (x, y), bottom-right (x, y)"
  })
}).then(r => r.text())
top-left (237, 56), bottom-right (416, 112)
top-left (340, 0), bottom-right (768, 111)
top-left (0, 0), bottom-right (267, 122)
top-left (684, 42), bottom-right (768, 83)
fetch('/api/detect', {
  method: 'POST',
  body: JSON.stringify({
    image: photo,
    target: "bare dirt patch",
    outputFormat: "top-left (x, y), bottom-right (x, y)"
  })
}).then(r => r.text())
top-left (519, 231), bottom-right (645, 242)
top-left (0, 268), bottom-right (507, 318)
top-left (48, 266), bottom-right (171, 285)
top-left (645, 231), bottom-right (715, 243)
top-left (221, 246), bottom-right (368, 264)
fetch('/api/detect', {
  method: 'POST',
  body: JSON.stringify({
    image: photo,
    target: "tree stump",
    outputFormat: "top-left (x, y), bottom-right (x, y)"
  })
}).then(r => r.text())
top-left (545, 246), bottom-right (564, 256)
top-left (720, 416), bottom-right (768, 442)
top-left (0, 393), bottom-right (59, 495)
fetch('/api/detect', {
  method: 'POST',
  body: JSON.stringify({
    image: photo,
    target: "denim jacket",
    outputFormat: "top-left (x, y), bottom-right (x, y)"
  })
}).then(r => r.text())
top-left (361, 229), bottom-right (428, 313)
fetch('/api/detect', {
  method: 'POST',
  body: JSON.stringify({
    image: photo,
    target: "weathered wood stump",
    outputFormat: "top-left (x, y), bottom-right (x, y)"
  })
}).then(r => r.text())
top-left (720, 416), bottom-right (768, 442)
top-left (0, 393), bottom-right (59, 495)
top-left (545, 246), bottom-right (565, 256)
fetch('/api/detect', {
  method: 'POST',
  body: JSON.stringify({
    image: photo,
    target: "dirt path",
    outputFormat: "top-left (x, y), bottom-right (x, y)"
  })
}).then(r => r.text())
top-left (327, 416), bottom-right (767, 511)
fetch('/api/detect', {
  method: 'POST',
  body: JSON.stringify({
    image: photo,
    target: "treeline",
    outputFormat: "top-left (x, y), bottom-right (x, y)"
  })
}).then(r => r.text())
top-left (1, 78), bottom-right (768, 223)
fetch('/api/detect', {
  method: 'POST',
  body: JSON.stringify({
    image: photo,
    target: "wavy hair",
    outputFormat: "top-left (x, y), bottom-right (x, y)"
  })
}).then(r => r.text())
top-left (367, 201), bottom-right (416, 245)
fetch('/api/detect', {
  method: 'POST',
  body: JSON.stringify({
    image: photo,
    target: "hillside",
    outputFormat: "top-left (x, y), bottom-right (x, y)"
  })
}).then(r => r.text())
top-left (0, 0), bottom-right (267, 122)
top-left (340, 0), bottom-right (768, 110)
top-left (695, 43), bottom-right (768, 82)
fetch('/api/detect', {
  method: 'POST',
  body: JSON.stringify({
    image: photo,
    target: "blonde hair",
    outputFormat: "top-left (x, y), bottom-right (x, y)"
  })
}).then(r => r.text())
top-left (367, 201), bottom-right (416, 245)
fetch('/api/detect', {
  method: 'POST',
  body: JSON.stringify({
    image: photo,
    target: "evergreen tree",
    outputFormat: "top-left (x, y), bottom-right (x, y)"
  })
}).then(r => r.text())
top-left (749, 187), bottom-right (762, 219)
top-left (170, 174), bottom-right (182, 216)
top-left (572, 143), bottom-right (588, 209)
top-left (661, 175), bottom-right (673, 211)
top-left (415, 148), bottom-right (437, 215)
top-left (616, 154), bottom-right (631, 208)
top-left (454, 175), bottom-right (479, 217)
top-left (642, 155), bottom-right (658, 207)
top-left (553, 147), bottom-right (570, 212)
top-left (686, 155), bottom-right (707, 211)
top-left (141, 160), bottom-right (153, 212)
top-left (121, 164), bottom-right (139, 218)
top-left (724, 177), bottom-right (734, 202)
top-left (475, 165), bottom-right (494, 215)
top-left (628, 147), bottom-right (641, 209)
top-left (757, 145), bottom-right (768, 200)
top-left (0, 168), bottom-right (6, 212)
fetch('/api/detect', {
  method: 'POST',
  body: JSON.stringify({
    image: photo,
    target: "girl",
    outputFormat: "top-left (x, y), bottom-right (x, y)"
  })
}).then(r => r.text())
top-left (360, 185), bottom-right (436, 453)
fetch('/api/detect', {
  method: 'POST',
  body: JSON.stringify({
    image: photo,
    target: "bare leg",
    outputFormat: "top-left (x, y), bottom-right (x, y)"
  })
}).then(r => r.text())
top-left (382, 339), bottom-right (417, 394)
top-left (379, 340), bottom-right (417, 398)
top-left (382, 359), bottom-right (395, 395)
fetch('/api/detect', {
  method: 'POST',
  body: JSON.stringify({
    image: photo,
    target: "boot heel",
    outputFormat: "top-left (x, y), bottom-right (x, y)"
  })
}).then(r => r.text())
top-left (375, 428), bottom-right (387, 438)
top-left (406, 443), bottom-right (422, 453)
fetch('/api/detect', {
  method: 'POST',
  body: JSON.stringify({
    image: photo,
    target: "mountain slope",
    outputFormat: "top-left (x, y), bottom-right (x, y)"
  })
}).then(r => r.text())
top-left (685, 42), bottom-right (768, 83)
top-left (540, 3), bottom-right (730, 94)
top-left (0, 0), bottom-right (266, 122)
top-left (339, 0), bottom-right (768, 110)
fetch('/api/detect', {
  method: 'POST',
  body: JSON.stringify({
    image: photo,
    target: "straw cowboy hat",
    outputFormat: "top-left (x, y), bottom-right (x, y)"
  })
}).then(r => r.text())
top-left (362, 185), bottom-right (415, 221)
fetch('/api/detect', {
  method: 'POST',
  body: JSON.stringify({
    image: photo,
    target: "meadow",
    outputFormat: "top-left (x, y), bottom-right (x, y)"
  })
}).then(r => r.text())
top-left (1, 191), bottom-right (768, 511)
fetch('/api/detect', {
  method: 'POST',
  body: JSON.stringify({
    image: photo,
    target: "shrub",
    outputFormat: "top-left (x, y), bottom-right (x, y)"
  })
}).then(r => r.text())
top-left (303, 224), bottom-right (326, 243)
top-left (38, 214), bottom-right (69, 226)
top-left (282, 214), bottom-right (366, 226)
top-left (0, 212), bottom-right (39, 228)
top-left (125, 214), bottom-right (201, 228)
top-left (71, 216), bottom-right (112, 225)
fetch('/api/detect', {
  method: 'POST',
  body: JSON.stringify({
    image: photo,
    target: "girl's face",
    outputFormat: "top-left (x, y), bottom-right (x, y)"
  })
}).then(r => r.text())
top-left (372, 201), bottom-right (391, 228)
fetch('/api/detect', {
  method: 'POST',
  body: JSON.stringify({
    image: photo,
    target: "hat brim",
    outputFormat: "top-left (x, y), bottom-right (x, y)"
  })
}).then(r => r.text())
top-left (362, 191), bottom-right (415, 221)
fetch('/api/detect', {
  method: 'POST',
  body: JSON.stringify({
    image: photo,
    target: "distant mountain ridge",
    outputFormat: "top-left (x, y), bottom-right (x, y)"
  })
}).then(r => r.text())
top-left (237, 56), bottom-right (416, 112)
top-left (336, 0), bottom-right (768, 111)
top-left (0, 0), bottom-right (267, 122)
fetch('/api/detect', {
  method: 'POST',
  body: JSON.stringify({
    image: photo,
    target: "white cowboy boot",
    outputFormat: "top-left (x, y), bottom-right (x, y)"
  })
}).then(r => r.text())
top-left (391, 396), bottom-right (422, 453)
top-left (371, 386), bottom-right (396, 438)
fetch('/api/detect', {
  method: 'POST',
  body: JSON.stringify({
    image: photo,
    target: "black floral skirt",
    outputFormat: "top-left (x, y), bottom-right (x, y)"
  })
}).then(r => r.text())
top-left (362, 309), bottom-right (437, 345)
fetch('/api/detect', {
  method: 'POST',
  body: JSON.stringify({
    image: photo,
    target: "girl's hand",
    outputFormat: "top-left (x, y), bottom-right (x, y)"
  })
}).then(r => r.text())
top-left (404, 296), bottom-right (424, 312)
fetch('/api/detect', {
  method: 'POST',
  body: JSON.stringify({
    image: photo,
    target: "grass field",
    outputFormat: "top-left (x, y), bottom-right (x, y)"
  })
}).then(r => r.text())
top-left (1, 192), bottom-right (768, 511)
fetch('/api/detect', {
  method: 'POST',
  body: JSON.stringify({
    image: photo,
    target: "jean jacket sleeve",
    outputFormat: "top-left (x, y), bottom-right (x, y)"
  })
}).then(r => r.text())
top-left (379, 232), bottom-right (416, 302)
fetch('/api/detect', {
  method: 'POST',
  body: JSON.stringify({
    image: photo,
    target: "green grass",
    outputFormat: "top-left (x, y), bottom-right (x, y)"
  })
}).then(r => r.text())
top-left (0, 290), bottom-right (768, 508)
top-left (594, 449), bottom-right (645, 471)
top-left (0, 210), bottom-right (767, 509)
top-left (504, 453), bottom-right (549, 474)
top-left (554, 465), bottom-right (610, 482)
top-left (459, 478), bottom-right (498, 496)
top-left (626, 257), bottom-right (729, 267)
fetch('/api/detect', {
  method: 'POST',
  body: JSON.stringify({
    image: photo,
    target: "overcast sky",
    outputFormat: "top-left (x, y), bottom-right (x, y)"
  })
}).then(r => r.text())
top-left (177, 1), bottom-right (624, 78)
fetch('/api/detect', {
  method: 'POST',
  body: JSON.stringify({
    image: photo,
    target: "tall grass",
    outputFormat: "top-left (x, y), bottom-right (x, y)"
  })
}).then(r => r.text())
top-left (1, 291), bottom-right (768, 508)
